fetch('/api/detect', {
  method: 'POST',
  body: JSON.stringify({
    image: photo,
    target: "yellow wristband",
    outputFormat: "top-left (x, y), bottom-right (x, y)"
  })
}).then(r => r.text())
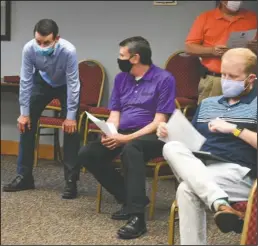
top-left (232, 128), bottom-right (242, 137)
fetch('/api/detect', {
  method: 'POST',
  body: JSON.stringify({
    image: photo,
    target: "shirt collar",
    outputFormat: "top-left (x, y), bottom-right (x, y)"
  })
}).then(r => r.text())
top-left (51, 42), bottom-right (60, 56)
top-left (218, 85), bottom-right (257, 105)
top-left (129, 64), bottom-right (156, 82)
top-left (215, 7), bottom-right (245, 20)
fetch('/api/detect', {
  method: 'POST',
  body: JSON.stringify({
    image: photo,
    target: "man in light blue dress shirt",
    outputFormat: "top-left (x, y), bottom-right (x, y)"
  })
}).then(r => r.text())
top-left (3, 19), bottom-right (81, 199)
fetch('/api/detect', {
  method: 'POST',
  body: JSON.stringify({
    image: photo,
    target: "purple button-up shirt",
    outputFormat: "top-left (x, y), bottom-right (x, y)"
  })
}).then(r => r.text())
top-left (108, 64), bottom-right (176, 130)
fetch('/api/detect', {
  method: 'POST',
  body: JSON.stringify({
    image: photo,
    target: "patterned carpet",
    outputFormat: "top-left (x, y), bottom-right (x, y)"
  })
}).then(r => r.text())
top-left (1, 155), bottom-right (240, 245)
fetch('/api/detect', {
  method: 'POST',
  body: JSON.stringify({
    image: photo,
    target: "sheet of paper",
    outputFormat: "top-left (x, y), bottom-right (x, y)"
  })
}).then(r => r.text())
top-left (85, 111), bottom-right (117, 136)
top-left (159, 109), bottom-right (206, 152)
top-left (227, 29), bottom-right (257, 48)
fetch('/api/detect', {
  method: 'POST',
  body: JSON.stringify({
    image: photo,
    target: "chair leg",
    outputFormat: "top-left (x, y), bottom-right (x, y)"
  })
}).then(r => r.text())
top-left (33, 123), bottom-right (40, 167)
top-left (168, 201), bottom-right (178, 245)
top-left (56, 129), bottom-right (63, 163)
top-left (83, 117), bottom-right (89, 146)
top-left (53, 128), bottom-right (59, 161)
top-left (149, 163), bottom-right (161, 220)
top-left (96, 183), bottom-right (102, 213)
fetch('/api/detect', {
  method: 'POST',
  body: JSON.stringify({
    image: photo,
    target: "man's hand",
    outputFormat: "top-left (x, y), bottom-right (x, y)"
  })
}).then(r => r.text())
top-left (101, 133), bottom-right (131, 150)
top-left (208, 118), bottom-right (236, 134)
top-left (212, 45), bottom-right (229, 57)
top-left (247, 40), bottom-right (257, 54)
top-left (62, 119), bottom-right (77, 134)
top-left (17, 115), bottom-right (31, 133)
top-left (157, 122), bottom-right (168, 138)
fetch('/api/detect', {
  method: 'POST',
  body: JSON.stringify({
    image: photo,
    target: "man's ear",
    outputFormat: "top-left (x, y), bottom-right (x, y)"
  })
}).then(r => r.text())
top-left (55, 35), bottom-right (60, 41)
top-left (249, 74), bottom-right (257, 83)
top-left (131, 54), bottom-right (140, 64)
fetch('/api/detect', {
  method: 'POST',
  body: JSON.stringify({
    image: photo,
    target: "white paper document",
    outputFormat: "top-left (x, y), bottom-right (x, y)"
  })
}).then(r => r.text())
top-left (85, 111), bottom-right (117, 136)
top-left (159, 109), bottom-right (206, 152)
top-left (227, 29), bottom-right (257, 48)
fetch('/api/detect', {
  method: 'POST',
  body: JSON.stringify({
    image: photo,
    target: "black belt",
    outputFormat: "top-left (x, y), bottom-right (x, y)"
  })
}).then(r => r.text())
top-left (206, 70), bottom-right (221, 77)
top-left (119, 128), bottom-right (141, 134)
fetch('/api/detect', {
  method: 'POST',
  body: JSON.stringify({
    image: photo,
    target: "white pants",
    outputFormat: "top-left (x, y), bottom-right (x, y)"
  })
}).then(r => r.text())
top-left (163, 141), bottom-right (254, 245)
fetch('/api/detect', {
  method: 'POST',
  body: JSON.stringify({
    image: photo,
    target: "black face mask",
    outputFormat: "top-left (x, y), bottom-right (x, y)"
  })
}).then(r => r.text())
top-left (117, 58), bottom-right (134, 73)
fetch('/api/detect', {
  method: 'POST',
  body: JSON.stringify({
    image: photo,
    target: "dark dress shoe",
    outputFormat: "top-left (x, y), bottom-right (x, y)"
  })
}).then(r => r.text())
top-left (62, 180), bottom-right (77, 199)
top-left (2, 175), bottom-right (35, 192)
top-left (112, 205), bottom-right (130, 220)
top-left (117, 215), bottom-right (147, 239)
top-left (214, 205), bottom-right (245, 233)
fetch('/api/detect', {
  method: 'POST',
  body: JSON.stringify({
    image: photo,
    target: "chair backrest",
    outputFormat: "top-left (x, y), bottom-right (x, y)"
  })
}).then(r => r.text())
top-left (164, 51), bottom-right (201, 100)
top-left (78, 59), bottom-right (105, 108)
top-left (241, 180), bottom-right (257, 245)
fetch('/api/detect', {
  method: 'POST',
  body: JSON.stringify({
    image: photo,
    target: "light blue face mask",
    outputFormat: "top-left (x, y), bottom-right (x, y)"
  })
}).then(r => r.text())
top-left (221, 77), bottom-right (249, 98)
top-left (35, 43), bottom-right (55, 56)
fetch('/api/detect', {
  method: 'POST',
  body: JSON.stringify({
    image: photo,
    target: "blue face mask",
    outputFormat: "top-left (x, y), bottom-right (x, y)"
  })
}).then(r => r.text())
top-left (36, 43), bottom-right (55, 56)
top-left (221, 77), bottom-right (249, 98)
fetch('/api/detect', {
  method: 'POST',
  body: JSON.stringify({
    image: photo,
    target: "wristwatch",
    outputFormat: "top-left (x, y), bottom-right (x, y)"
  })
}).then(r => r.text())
top-left (232, 127), bottom-right (243, 137)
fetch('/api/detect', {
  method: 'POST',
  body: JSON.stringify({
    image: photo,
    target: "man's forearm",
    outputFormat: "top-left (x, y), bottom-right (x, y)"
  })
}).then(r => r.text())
top-left (107, 118), bottom-right (119, 129)
top-left (238, 129), bottom-right (257, 149)
top-left (185, 43), bottom-right (215, 57)
top-left (66, 83), bottom-right (80, 120)
top-left (127, 121), bottom-right (159, 141)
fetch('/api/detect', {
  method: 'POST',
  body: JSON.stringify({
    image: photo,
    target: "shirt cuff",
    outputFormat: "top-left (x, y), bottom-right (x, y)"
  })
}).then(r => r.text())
top-left (20, 106), bottom-right (30, 116)
top-left (67, 110), bottom-right (77, 120)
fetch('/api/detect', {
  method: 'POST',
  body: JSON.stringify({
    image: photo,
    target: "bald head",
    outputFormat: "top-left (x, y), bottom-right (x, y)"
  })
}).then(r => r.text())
top-left (222, 48), bottom-right (257, 77)
top-left (221, 48), bottom-right (257, 96)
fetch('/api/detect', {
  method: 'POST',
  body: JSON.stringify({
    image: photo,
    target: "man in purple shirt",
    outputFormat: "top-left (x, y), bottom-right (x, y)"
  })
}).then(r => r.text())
top-left (77, 36), bottom-right (176, 239)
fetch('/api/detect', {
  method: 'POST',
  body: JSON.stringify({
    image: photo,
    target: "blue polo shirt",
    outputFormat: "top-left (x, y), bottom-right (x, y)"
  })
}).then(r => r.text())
top-left (109, 64), bottom-right (176, 130)
top-left (192, 87), bottom-right (257, 176)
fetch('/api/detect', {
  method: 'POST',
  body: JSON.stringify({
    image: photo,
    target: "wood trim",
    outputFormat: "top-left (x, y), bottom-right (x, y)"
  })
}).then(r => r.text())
top-left (1, 140), bottom-right (54, 160)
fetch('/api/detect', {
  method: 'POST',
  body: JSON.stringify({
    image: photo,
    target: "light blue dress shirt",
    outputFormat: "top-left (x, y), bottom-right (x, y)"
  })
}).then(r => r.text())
top-left (19, 38), bottom-right (80, 120)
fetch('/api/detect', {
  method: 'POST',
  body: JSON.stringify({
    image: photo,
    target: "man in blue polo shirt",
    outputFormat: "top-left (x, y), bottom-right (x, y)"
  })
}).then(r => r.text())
top-left (3, 19), bottom-right (80, 199)
top-left (77, 36), bottom-right (176, 239)
top-left (158, 48), bottom-right (257, 245)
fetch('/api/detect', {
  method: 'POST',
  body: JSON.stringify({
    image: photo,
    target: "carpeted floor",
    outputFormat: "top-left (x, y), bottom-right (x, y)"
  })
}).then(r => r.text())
top-left (1, 155), bottom-right (241, 245)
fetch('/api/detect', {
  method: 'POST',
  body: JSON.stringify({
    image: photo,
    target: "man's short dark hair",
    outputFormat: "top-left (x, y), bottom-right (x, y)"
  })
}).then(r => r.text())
top-left (33, 19), bottom-right (59, 38)
top-left (119, 36), bottom-right (152, 65)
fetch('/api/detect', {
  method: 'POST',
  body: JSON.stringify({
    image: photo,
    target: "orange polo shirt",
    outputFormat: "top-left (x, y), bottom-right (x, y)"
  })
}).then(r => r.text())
top-left (185, 8), bottom-right (257, 73)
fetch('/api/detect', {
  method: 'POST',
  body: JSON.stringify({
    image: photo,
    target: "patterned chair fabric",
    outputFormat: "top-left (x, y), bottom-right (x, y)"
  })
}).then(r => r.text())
top-left (165, 51), bottom-right (201, 100)
top-left (39, 116), bottom-right (64, 126)
top-left (47, 98), bottom-right (61, 108)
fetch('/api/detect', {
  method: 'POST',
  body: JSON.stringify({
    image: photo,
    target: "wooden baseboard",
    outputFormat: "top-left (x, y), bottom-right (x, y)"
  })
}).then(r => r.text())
top-left (1, 140), bottom-right (54, 160)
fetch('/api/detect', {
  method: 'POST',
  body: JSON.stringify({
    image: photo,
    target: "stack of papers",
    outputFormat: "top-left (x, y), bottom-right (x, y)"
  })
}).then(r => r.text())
top-left (159, 109), bottom-right (206, 152)
top-left (85, 111), bottom-right (117, 136)
top-left (227, 29), bottom-right (257, 48)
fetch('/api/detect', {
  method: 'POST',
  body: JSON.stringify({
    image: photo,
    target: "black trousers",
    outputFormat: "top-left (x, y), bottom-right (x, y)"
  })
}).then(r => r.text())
top-left (77, 133), bottom-right (164, 214)
top-left (17, 72), bottom-right (80, 181)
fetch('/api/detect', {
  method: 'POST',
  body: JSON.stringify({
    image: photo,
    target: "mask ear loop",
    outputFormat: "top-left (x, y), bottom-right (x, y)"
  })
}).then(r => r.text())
top-left (244, 75), bottom-right (257, 91)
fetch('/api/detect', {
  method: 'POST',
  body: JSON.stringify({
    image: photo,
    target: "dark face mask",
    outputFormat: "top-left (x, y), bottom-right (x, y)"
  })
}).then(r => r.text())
top-left (117, 58), bottom-right (134, 73)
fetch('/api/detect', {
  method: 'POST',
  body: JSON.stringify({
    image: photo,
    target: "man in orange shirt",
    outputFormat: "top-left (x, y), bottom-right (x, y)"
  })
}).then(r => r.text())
top-left (185, 1), bottom-right (257, 104)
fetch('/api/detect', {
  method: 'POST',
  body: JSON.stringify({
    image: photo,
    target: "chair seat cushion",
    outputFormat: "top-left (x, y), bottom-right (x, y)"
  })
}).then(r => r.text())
top-left (47, 99), bottom-right (61, 108)
top-left (39, 116), bottom-right (65, 126)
